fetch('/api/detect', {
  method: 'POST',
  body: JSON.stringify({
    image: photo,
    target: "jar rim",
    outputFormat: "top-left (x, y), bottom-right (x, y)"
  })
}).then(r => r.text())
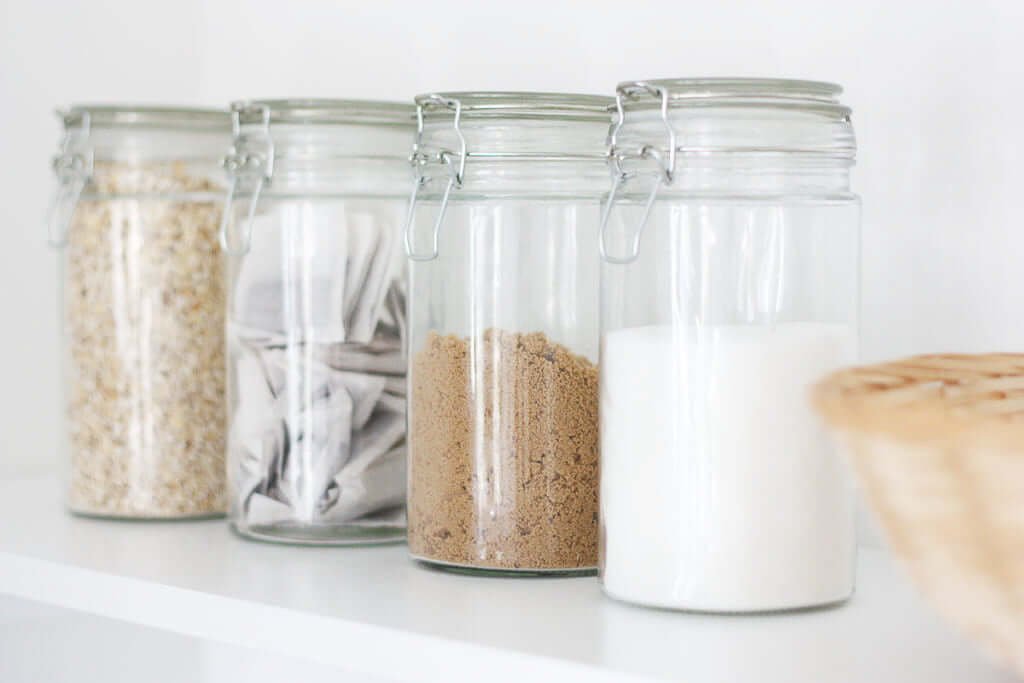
top-left (232, 99), bottom-right (416, 127)
top-left (640, 78), bottom-right (841, 99)
top-left (617, 78), bottom-right (850, 117)
top-left (60, 105), bottom-right (229, 131)
top-left (416, 92), bottom-right (614, 122)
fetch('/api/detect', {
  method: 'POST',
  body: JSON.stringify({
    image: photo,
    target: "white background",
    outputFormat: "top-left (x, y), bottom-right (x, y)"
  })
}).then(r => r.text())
top-left (1, 0), bottom-right (1022, 471)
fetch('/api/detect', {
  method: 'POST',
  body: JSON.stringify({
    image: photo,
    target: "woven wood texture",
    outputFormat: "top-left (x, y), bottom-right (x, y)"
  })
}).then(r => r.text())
top-left (815, 354), bottom-right (1024, 677)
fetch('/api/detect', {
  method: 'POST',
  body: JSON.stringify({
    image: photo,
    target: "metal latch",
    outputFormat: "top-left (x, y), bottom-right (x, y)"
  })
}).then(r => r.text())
top-left (219, 103), bottom-right (275, 255)
top-left (599, 82), bottom-right (677, 264)
top-left (48, 111), bottom-right (94, 249)
top-left (404, 94), bottom-right (467, 262)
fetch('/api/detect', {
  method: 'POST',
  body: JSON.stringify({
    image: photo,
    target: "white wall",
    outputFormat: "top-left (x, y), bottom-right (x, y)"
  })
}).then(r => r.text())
top-left (2, 0), bottom-right (1023, 470)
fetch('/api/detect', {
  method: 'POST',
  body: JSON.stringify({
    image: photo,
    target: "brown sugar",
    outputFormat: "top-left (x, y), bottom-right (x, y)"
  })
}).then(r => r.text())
top-left (408, 328), bottom-right (599, 571)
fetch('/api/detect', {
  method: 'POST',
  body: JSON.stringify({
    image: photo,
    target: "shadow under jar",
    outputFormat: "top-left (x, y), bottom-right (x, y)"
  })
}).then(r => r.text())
top-left (405, 92), bottom-right (613, 575)
top-left (221, 100), bottom-right (413, 545)
top-left (50, 105), bottom-right (231, 519)
top-left (598, 79), bottom-right (860, 612)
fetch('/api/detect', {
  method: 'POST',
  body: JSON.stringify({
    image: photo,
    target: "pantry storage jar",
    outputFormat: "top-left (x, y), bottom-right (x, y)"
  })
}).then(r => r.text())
top-left (221, 100), bottom-right (412, 545)
top-left (599, 79), bottom-right (860, 611)
top-left (50, 105), bottom-right (230, 518)
top-left (406, 92), bottom-right (612, 574)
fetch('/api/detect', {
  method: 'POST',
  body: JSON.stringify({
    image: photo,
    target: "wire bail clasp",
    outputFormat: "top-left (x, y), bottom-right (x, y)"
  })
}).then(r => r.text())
top-left (599, 82), bottom-right (677, 265)
top-left (48, 111), bottom-right (94, 249)
top-left (220, 102), bottom-right (275, 255)
top-left (404, 94), bottom-right (467, 262)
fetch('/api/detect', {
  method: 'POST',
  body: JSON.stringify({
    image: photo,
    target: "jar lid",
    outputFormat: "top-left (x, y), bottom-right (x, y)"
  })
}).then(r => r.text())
top-left (608, 77), bottom-right (856, 169)
top-left (599, 78), bottom-right (857, 265)
top-left (230, 99), bottom-right (415, 127)
top-left (410, 91), bottom-right (614, 172)
top-left (60, 105), bottom-right (229, 131)
top-left (615, 78), bottom-right (849, 117)
top-left (405, 92), bottom-right (613, 262)
top-left (415, 92), bottom-right (613, 122)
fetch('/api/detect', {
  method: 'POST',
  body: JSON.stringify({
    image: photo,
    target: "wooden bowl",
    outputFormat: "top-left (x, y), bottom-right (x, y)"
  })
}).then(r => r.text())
top-left (814, 354), bottom-right (1024, 676)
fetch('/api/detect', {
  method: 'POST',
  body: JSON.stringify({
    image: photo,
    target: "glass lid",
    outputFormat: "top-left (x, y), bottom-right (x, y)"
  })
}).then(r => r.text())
top-left (616, 78), bottom-right (849, 117)
top-left (415, 92), bottom-right (613, 121)
top-left (61, 105), bottom-right (228, 130)
top-left (231, 99), bottom-right (415, 127)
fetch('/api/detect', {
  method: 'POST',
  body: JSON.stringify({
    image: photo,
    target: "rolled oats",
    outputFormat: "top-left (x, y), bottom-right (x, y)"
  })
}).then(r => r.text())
top-left (63, 162), bottom-right (227, 518)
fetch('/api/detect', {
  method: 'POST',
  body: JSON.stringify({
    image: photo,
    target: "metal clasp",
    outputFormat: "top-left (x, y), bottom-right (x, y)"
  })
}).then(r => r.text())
top-left (48, 111), bottom-right (94, 249)
top-left (219, 103), bottom-right (275, 255)
top-left (599, 82), bottom-right (677, 264)
top-left (404, 94), bottom-right (467, 262)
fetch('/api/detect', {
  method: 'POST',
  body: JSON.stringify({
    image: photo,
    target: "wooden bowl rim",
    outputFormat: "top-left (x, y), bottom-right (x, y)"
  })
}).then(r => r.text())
top-left (813, 353), bottom-right (1024, 449)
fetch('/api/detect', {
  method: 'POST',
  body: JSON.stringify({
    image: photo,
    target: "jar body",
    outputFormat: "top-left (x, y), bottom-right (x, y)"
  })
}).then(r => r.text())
top-left (599, 188), bottom-right (860, 610)
top-left (226, 191), bottom-right (408, 544)
top-left (405, 94), bottom-right (611, 574)
top-left (407, 195), bottom-right (601, 573)
top-left (222, 105), bottom-right (414, 545)
top-left (60, 142), bottom-right (228, 518)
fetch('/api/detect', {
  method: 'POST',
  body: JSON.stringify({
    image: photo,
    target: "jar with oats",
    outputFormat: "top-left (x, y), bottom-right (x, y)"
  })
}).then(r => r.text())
top-left (50, 105), bottom-right (230, 519)
top-left (405, 93), bottom-right (612, 574)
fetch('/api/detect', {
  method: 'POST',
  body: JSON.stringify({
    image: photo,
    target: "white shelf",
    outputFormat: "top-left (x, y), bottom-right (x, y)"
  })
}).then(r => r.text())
top-left (0, 594), bottom-right (385, 683)
top-left (0, 477), bottom-right (1008, 683)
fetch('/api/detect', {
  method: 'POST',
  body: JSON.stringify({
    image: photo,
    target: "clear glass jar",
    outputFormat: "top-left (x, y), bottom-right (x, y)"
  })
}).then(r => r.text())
top-left (405, 92), bottom-right (612, 574)
top-left (598, 79), bottom-right (860, 611)
top-left (50, 105), bottom-right (230, 519)
top-left (221, 100), bottom-right (412, 545)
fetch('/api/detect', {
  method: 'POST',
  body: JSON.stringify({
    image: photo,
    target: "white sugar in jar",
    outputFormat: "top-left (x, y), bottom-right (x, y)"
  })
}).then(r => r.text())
top-left (598, 78), bottom-right (860, 612)
top-left (600, 324), bottom-right (857, 611)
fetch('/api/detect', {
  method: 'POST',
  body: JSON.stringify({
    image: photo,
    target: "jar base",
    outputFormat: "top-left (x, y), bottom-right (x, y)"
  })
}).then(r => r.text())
top-left (600, 583), bottom-right (854, 614)
top-left (230, 521), bottom-right (406, 547)
top-left (67, 506), bottom-right (226, 522)
top-left (411, 554), bottom-right (597, 577)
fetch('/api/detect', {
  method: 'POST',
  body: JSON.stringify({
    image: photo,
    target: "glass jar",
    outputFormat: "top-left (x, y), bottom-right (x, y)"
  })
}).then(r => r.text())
top-left (50, 105), bottom-right (230, 519)
top-left (405, 92), bottom-right (612, 574)
top-left (221, 100), bottom-right (413, 545)
top-left (598, 79), bottom-right (860, 611)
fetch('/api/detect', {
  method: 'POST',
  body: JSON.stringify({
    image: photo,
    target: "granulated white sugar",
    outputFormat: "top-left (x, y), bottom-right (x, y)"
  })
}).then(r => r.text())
top-left (600, 323), bottom-right (856, 611)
